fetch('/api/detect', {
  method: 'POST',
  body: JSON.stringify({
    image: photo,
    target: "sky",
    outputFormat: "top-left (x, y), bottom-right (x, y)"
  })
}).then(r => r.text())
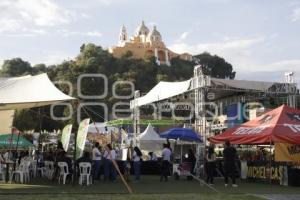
top-left (0, 0), bottom-right (300, 85)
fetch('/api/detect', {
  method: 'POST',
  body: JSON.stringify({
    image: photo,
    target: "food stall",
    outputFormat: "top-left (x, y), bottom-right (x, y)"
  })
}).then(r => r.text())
top-left (209, 105), bottom-right (300, 186)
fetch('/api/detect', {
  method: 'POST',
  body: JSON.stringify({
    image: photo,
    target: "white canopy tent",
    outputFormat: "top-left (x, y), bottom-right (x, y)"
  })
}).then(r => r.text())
top-left (0, 73), bottom-right (75, 110)
top-left (138, 124), bottom-right (165, 152)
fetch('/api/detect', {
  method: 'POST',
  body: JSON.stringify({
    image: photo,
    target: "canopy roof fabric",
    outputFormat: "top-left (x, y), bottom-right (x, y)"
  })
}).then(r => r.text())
top-left (0, 73), bottom-right (75, 110)
top-left (160, 128), bottom-right (202, 142)
top-left (209, 105), bottom-right (300, 145)
top-left (134, 80), bottom-right (191, 107)
top-left (138, 124), bottom-right (165, 151)
top-left (0, 134), bottom-right (34, 149)
top-left (131, 78), bottom-right (292, 107)
top-left (210, 78), bottom-right (276, 92)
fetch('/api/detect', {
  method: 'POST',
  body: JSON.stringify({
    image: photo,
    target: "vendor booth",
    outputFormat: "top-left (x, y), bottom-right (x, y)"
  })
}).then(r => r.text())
top-left (209, 105), bottom-right (300, 186)
top-left (160, 128), bottom-right (202, 179)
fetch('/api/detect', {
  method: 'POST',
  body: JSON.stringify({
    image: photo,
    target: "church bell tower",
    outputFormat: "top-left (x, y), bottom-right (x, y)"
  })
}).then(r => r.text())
top-left (118, 25), bottom-right (127, 47)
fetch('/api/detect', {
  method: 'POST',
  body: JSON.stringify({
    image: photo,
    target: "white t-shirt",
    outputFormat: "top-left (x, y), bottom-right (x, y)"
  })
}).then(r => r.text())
top-left (151, 153), bottom-right (158, 161)
top-left (162, 148), bottom-right (172, 161)
top-left (133, 151), bottom-right (140, 162)
top-left (92, 147), bottom-right (101, 161)
top-left (104, 149), bottom-right (116, 160)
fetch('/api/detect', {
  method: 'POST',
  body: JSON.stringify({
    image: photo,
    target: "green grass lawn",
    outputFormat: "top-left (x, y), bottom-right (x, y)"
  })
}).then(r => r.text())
top-left (0, 176), bottom-right (299, 200)
top-left (0, 194), bottom-right (259, 200)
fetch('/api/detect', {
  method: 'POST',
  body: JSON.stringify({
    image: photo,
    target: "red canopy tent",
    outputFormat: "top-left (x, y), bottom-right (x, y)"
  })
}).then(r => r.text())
top-left (209, 105), bottom-right (300, 145)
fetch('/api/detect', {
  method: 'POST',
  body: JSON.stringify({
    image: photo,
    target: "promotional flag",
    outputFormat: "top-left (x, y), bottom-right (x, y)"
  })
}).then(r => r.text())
top-left (76, 118), bottom-right (90, 159)
top-left (60, 124), bottom-right (72, 152)
top-left (275, 143), bottom-right (300, 162)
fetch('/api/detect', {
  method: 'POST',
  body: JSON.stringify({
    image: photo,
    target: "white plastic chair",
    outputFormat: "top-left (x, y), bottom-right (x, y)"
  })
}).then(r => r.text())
top-left (10, 162), bottom-right (29, 183)
top-left (44, 161), bottom-right (55, 180)
top-left (78, 162), bottom-right (92, 186)
top-left (58, 162), bottom-right (72, 184)
top-left (37, 165), bottom-right (45, 177)
top-left (23, 161), bottom-right (31, 182)
top-left (29, 161), bottom-right (37, 178)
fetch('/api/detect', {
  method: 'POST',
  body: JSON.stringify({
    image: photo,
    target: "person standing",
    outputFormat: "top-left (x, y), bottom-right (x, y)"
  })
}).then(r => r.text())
top-left (132, 146), bottom-right (142, 182)
top-left (206, 146), bottom-right (216, 185)
top-left (103, 144), bottom-right (116, 181)
top-left (223, 140), bottom-right (238, 187)
top-left (92, 142), bottom-right (102, 181)
top-left (160, 143), bottom-right (172, 182)
top-left (187, 149), bottom-right (196, 175)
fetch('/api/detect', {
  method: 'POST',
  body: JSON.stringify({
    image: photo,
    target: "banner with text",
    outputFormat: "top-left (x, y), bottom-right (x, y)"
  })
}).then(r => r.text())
top-left (275, 143), bottom-right (300, 162)
top-left (76, 118), bottom-right (90, 159)
top-left (60, 124), bottom-right (72, 152)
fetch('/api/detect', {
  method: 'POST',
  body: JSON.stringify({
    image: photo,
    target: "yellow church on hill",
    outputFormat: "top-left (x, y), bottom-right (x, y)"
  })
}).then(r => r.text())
top-left (108, 21), bottom-right (193, 66)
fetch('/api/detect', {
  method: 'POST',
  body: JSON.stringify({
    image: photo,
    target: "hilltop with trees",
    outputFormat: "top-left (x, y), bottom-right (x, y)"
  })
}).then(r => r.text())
top-left (0, 43), bottom-right (236, 131)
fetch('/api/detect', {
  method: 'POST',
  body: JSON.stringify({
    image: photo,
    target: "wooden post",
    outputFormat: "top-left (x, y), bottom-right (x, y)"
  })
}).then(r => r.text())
top-left (110, 153), bottom-right (133, 194)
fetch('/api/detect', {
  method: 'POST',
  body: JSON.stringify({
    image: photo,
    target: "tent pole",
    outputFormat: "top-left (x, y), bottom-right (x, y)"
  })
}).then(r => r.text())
top-left (181, 140), bottom-right (183, 163)
top-left (72, 100), bottom-right (79, 186)
top-left (269, 139), bottom-right (272, 184)
top-left (38, 107), bottom-right (43, 152)
top-left (8, 129), bottom-right (14, 160)
top-left (15, 132), bottom-right (21, 153)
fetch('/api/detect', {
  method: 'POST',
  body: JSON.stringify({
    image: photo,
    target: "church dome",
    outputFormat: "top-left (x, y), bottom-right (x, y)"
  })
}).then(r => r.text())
top-left (147, 26), bottom-right (162, 42)
top-left (135, 21), bottom-right (149, 36)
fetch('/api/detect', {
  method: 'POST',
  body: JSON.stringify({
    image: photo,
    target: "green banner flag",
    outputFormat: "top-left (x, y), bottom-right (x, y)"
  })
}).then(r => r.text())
top-left (60, 124), bottom-right (72, 152)
top-left (76, 118), bottom-right (90, 159)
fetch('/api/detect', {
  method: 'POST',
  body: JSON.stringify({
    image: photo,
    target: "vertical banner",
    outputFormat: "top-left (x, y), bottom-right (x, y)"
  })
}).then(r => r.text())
top-left (275, 143), bottom-right (300, 162)
top-left (60, 124), bottom-right (73, 152)
top-left (76, 118), bottom-right (90, 159)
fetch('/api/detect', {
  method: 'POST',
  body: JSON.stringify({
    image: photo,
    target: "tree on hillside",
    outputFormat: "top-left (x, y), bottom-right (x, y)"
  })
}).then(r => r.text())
top-left (0, 58), bottom-right (32, 76)
top-left (32, 63), bottom-right (47, 75)
top-left (1, 43), bottom-right (237, 131)
top-left (194, 52), bottom-right (236, 79)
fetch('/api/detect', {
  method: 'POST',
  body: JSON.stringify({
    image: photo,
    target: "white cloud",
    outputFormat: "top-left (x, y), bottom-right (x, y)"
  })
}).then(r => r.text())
top-left (169, 36), bottom-right (265, 55)
top-left (0, 0), bottom-right (73, 33)
top-left (80, 13), bottom-right (91, 19)
top-left (291, 7), bottom-right (300, 22)
top-left (255, 59), bottom-right (300, 72)
top-left (95, 0), bottom-right (112, 5)
top-left (33, 51), bottom-right (76, 65)
top-left (148, 22), bottom-right (157, 27)
top-left (179, 32), bottom-right (189, 41)
top-left (86, 31), bottom-right (102, 37)
top-left (56, 29), bottom-right (102, 37)
top-left (168, 34), bottom-right (300, 85)
top-left (0, 27), bottom-right (47, 37)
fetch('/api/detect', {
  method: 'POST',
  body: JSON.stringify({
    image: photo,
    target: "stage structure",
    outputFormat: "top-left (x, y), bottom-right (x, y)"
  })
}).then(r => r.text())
top-left (131, 65), bottom-right (298, 143)
top-left (131, 65), bottom-right (298, 178)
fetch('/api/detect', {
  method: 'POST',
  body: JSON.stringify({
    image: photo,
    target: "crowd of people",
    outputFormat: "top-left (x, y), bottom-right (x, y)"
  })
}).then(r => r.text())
top-left (0, 140), bottom-right (243, 188)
